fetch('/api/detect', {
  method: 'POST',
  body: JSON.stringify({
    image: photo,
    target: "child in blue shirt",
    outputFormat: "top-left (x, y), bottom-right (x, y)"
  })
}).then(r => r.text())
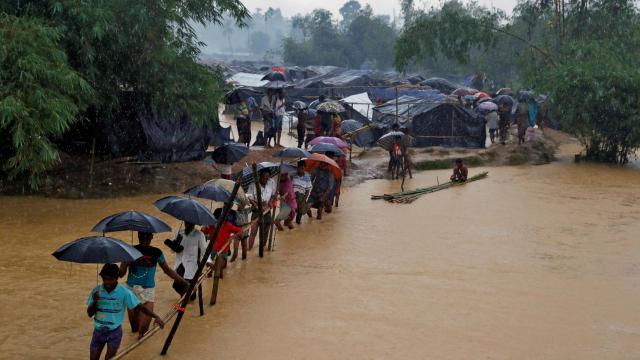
top-left (87, 264), bottom-right (164, 360)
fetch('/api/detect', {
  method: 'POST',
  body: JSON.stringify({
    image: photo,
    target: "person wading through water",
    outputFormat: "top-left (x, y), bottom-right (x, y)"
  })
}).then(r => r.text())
top-left (87, 264), bottom-right (164, 360)
top-left (119, 232), bottom-right (187, 339)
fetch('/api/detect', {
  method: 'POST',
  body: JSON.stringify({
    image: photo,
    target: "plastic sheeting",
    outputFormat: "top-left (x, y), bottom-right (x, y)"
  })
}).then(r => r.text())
top-left (372, 97), bottom-right (485, 148)
top-left (227, 72), bottom-right (268, 87)
top-left (367, 88), bottom-right (445, 103)
top-left (341, 92), bottom-right (374, 123)
top-left (139, 113), bottom-right (212, 162)
top-left (410, 103), bottom-right (485, 148)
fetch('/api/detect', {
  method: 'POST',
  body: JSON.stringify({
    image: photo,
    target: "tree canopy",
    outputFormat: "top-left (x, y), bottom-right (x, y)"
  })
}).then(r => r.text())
top-left (1, 0), bottom-right (250, 187)
top-left (394, 0), bottom-right (640, 163)
top-left (283, 2), bottom-right (396, 69)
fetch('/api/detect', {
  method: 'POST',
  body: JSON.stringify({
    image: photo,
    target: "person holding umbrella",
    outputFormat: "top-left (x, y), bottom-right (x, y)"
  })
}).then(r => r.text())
top-left (274, 90), bottom-right (286, 147)
top-left (292, 160), bottom-right (313, 224)
top-left (260, 89), bottom-right (275, 148)
top-left (236, 98), bottom-right (251, 147)
top-left (167, 221), bottom-right (208, 297)
top-left (87, 264), bottom-right (165, 360)
top-left (118, 232), bottom-right (188, 339)
top-left (247, 168), bottom-right (277, 250)
top-left (309, 161), bottom-right (336, 220)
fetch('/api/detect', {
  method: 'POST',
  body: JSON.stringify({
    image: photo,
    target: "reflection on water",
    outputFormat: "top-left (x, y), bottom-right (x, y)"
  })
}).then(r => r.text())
top-left (1, 161), bottom-right (640, 359)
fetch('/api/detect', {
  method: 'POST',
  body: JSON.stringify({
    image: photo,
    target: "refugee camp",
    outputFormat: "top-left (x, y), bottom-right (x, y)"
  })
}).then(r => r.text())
top-left (1, 0), bottom-right (640, 359)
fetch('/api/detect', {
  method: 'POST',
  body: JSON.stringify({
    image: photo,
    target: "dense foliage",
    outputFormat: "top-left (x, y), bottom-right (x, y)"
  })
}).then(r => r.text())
top-left (283, 2), bottom-right (396, 70)
top-left (394, 0), bottom-right (640, 163)
top-left (0, 15), bottom-right (92, 188)
top-left (0, 0), bottom-right (249, 187)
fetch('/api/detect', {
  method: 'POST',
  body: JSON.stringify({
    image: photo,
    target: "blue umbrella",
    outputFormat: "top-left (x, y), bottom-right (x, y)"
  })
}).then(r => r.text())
top-left (184, 183), bottom-right (232, 203)
top-left (52, 236), bottom-right (143, 264)
top-left (91, 211), bottom-right (171, 233)
top-left (274, 147), bottom-right (311, 159)
top-left (310, 143), bottom-right (345, 157)
top-left (280, 163), bottom-right (298, 175)
top-left (341, 119), bottom-right (364, 134)
top-left (211, 143), bottom-right (249, 165)
top-left (153, 196), bottom-right (217, 225)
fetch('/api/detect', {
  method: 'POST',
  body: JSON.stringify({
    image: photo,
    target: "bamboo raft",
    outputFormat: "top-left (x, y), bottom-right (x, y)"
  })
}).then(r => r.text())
top-left (371, 172), bottom-right (489, 204)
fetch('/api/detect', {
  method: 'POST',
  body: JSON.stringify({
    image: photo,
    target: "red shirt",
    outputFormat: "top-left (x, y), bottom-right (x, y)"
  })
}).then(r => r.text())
top-left (202, 222), bottom-right (242, 252)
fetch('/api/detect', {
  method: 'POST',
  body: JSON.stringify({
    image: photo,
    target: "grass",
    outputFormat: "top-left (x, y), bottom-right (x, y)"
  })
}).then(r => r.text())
top-left (414, 155), bottom-right (485, 170)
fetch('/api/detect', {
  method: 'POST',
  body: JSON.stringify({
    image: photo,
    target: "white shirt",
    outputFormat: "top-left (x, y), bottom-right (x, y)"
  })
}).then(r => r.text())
top-left (486, 111), bottom-right (499, 129)
top-left (275, 98), bottom-right (286, 117)
top-left (173, 228), bottom-right (208, 280)
top-left (247, 178), bottom-right (276, 205)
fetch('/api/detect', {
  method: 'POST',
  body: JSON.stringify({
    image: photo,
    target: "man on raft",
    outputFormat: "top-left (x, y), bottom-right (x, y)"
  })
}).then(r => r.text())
top-left (450, 158), bottom-right (468, 182)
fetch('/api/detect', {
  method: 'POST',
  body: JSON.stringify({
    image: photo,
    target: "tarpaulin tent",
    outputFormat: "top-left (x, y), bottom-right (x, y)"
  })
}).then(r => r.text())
top-left (340, 92), bottom-right (374, 124)
top-left (227, 72), bottom-right (268, 88)
top-left (410, 102), bottom-right (485, 148)
top-left (367, 88), bottom-right (445, 103)
top-left (139, 112), bottom-right (213, 162)
top-left (372, 97), bottom-right (485, 148)
top-left (419, 78), bottom-right (461, 94)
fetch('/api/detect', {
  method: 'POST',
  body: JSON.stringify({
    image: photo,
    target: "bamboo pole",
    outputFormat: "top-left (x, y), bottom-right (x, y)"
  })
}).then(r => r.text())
top-left (251, 163), bottom-right (266, 258)
top-left (371, 172), bottom-right (488, 203)
top-left (160, 180), bottom-right (241, 355)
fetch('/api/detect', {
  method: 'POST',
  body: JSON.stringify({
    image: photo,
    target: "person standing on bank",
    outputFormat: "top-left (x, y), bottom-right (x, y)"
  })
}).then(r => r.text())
top-left (274, 90), bottom-right (286, 147)
top-left (119, 232), bottom-right (188, 339)
top-left (260, 90), bottom-right (275, 148)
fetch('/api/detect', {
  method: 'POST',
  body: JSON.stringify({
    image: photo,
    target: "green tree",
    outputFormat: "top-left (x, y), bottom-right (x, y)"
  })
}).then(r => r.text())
top-left (0, 15), bottom-right (93, 187)
top-left (394, 0), bottom-right (640, 163)
top-left (339, 0), bottom-right (362, 28)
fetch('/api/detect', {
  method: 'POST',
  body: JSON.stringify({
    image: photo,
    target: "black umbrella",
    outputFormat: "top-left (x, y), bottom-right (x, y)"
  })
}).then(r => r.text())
top-left (261, 72), bottom-right (287, 81)
top-left (91, 211), bottom-right (171, 234)
top-left (310, 143), bottom-right (345, 157)
top-left (264, 80), bottom-right (288, 89)
top-left (494, 95), bottom-right (515, 108)
top-left (154, 196), bottom-right (217, 225)
top-left (184, 183), bottom-right (232, 203)
top-left (52, 236), bottom-right (143, 264)
top-left (274, 147), bottom-right (311, 159)
top-left (211, 143), bottom-right (249, 165)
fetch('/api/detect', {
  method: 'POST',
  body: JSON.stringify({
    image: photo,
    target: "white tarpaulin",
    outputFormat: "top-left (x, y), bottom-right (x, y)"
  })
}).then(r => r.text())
top-left (341, 92), bottom-right (373, 120)
top-left (227, 72), bottom-right (268, 88)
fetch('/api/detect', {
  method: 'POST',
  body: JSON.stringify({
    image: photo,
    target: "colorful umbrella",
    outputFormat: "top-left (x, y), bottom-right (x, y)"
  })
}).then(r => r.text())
top-left (310, 143), bottom-right (345, 157)
top-left (452, 87), bottom-right (479, 97)
top-left (477, 101), bottom-right (499, 112)
top-left (376, 131), bottom-right (413, 151)
top-left (304, 153), bottom-right (342, 180)
top-left (308, 136), bottom-right (348, 149)
top-left (316, 101), bottom-right (345, 114)
top-left (261, 72), bottom-right (287, 81)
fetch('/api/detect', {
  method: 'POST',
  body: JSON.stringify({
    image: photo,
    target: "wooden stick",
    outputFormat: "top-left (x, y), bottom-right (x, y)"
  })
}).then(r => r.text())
top-left (160, 180), bottom-right (241, 355)
top-left (251, 163), bottom-right (266, 258)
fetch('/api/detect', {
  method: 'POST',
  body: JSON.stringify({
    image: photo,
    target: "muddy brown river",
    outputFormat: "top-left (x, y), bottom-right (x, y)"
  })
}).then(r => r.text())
top-left (1, 153), bottom-right (640, 359)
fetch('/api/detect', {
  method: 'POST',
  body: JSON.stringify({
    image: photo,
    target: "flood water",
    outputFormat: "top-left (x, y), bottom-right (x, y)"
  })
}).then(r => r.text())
top-left (2, 155), bottom-right (640, 359)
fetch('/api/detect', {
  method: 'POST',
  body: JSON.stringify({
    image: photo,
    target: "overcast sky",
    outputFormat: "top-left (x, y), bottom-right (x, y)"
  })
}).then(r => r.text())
top-left (239, 0), bottom-right (519, 18)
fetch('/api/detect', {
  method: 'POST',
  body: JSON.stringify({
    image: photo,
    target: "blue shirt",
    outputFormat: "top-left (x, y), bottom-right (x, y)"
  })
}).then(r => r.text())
top-left (87, 284), bottom-right (140, 330)
top-left (126, 245), bottom-right (165, 289)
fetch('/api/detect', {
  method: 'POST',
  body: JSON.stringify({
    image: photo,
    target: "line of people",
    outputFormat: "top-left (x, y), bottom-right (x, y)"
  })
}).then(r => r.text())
top-left (87, 158), bottom-right (343, 359)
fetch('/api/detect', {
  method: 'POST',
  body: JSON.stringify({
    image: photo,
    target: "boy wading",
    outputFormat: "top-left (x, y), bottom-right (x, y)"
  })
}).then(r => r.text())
top-left (87, 264), bottom-right (164, 360)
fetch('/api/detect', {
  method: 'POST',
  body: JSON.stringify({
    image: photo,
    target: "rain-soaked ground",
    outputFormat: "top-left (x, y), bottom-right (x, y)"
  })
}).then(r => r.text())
top-left (1, 147), bottom-right (640, 359)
